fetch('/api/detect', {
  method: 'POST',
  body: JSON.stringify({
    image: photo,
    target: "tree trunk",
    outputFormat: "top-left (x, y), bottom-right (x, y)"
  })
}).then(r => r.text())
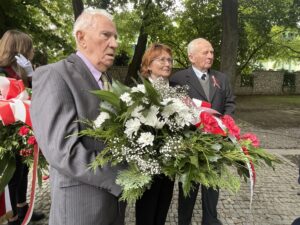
top-left (220, 0), bottom-right (239, 90)
top-left (124, 25), bottom-right (148, 85)
top-left (72, 0), bottom-right (84, 20)
top-left (124, 0), bottom-right (152, 85)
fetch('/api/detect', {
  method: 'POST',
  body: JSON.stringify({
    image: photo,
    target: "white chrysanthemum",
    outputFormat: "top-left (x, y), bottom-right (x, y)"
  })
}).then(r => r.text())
top-left (160, 98), bottom-right (173, 106)
top-left (174, 101), bottom-right (194, 127)
top-left (131, 84), bottom-right (146, 93)
top-left (131, 105), bottom-right (144, 118)
top-left (94, 112), bottom-right (110, 128)
top-left (120, 92), bottom-right (133, 106)
top-left (161, 98), bottom-right (181, 118)
top-left (124, 118), bottom-right (141, 138)
top-left (174, 113), bottom-right (193, 127)
top-left (137, 132), bottom-right (154, 148)
top-left (161, 98), bottom-right (195, 129)
top-left (140, 106), bottom-right (165, 128)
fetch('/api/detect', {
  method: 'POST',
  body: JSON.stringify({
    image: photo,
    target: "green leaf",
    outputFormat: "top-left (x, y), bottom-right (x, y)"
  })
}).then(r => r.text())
top-left (0, 154), bottom-right (10, 174)
top-left (142, 79), bottom-right (161, 105)
top-left (37, 168), bottom-right (43, 187)
top-left (90, 90), bottom-right (120, 110)
top-left (0, 157), bottom-right (16, 193)
top-left (189, 155), bottom-right (199, 168)
top-left (111, 79), bottom-right (131, 96)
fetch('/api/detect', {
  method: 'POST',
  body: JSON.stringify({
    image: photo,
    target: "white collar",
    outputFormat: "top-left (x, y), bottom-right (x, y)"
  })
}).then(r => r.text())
top-left (192, 66), bottom-right (208, 80)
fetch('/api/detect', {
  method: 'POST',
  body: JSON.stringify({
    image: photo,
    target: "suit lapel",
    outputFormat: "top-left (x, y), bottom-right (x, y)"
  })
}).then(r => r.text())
top-left (209, 70), bottom-right (219, 102)
top-left (186, 67), bottom-right (208, 101)
top-left (209, 70), bottom-right (217, 102)
top-left (67, 54), bottom-right (100, 90)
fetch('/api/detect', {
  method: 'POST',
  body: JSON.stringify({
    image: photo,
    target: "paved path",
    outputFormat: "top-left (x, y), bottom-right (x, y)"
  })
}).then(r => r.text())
top-left (26, 149), bottom-right (300, 225)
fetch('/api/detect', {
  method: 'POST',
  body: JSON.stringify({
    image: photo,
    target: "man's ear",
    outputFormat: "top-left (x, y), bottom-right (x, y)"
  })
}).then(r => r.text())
top-left (76, 31), bottom-right (87, 49)
top-left (188, 54), bottom-right (194, 64)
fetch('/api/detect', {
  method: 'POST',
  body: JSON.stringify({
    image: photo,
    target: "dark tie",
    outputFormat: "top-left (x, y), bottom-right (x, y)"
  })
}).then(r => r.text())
top-left (100, 73), bottom-right (111, 90)
top-left (201, 73), bottom-right (207, 81)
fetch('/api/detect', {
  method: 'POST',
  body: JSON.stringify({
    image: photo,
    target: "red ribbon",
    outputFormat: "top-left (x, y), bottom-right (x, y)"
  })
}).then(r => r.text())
top-left (21, 144), bottom-right (39, 225)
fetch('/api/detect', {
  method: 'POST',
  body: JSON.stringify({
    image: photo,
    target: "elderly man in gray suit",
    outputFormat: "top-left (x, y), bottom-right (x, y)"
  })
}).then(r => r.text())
top-left (170, 38), bottom-right (236, 225)
top-left (30, 8), bottom-right (126, 225)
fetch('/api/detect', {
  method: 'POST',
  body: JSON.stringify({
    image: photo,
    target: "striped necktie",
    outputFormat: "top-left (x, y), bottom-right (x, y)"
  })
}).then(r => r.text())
top-left (100, 73), bottom-right (111, 90)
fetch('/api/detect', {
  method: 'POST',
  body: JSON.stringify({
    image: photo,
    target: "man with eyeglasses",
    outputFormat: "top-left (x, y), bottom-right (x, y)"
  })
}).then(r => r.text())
top-left (170, 38), bottom-right (235, 225)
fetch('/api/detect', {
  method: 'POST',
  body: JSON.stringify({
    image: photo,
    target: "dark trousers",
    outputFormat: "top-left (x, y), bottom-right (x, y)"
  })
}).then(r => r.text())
top-left (8, 155), bottom-right (29, 216)
top-left (136, 174), bottom-right (174, 225)
top-left (178, 183), bottom-right (222, 225)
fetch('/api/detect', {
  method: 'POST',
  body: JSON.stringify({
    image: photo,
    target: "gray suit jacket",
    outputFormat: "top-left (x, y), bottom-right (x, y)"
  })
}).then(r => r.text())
top-left (31, 54), bottom-right (125, 225)
top-left (170, 67), bottom-right (235, 115)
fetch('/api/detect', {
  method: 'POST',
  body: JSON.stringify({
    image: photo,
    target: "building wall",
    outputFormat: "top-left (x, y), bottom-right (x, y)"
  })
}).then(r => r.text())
top-left (107, 67), bottom-right (300, 95)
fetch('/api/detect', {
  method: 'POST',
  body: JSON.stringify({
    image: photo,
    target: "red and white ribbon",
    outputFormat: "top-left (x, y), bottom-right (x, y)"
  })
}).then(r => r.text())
top-left (192, 98), bottom-right (220, 115)
top-left (192, 98), bottom-right (255, 207)
top-left (0, 77), bottom-right (31, 126)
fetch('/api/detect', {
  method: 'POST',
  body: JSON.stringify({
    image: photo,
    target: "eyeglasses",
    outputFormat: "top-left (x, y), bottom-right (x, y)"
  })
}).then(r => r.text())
top-left (152, 57), bottom-right (173, 65)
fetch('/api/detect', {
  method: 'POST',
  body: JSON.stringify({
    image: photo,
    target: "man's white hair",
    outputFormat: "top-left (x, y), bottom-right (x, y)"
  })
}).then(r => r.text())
top-left (72, 8), bottom-right (113, 38)
top-left (187, 38), bottom-right (207, 55)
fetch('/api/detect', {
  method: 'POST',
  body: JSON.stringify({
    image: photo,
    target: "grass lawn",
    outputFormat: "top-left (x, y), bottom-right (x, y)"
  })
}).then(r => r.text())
top-left (235, 95), bottom-right (300, 128)
top-left (236, 95), bottom-right (300, 110)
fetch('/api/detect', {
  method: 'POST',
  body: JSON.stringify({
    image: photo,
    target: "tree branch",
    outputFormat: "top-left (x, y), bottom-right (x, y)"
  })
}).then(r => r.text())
top-left (239, 29), bottom-right (286, 73)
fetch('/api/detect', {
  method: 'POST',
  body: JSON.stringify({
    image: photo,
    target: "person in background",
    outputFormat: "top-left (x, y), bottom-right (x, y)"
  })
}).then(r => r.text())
top-left (0, 29), bottom-right (45, 225)
top-left (30, 8), bottom-right (126, 225)
top-left (292, 217), bottom-right (300, 225)
top-left (135, 43), bottom-right (175, 225)
top-left (170, 38), bottom-right (235, 225)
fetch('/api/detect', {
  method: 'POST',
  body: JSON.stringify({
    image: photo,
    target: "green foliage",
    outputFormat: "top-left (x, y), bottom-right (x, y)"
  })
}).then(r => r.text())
top-left (240, 74), bottom-right (254, 87)
top-left (283, 71), bottom-right (296, 87)
top-left (143, 79), bottom-right (161, 105)
top-left (114, 11), bottom-right (141, 60)
top-left (2, 0), bottom-right (298, 85)
top-left (0, 157), bottom-right (16, 193)
top-left (91, 90), bottom-right (121, 110)
top-left (0, 122), bottom-right (49, 191)
top-left (238, 0), bottom-right (299, 73)
top-left (0, 123), bottom-right (23, 192)
top-left (0, 0), bottom-right (74, 64)
top-left (116, 168), bottom-right (152, 203)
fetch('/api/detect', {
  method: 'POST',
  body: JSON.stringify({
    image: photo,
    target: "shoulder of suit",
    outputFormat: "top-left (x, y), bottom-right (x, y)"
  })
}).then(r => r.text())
top-left (38, 54), bottom-right (76, 71)
top-left (171, 68), bottom-right (190, 79)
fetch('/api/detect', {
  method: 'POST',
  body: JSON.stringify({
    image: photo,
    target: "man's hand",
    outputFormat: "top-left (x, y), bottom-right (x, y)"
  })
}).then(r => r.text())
top-left (15, 54), bottom-right (34, 76)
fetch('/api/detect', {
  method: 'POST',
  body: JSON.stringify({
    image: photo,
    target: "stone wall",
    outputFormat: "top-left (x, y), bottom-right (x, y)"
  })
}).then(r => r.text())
top-left (107, 67), bottom-right (300, 95)
top-left (253, 71), bottom-right (284, 94)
